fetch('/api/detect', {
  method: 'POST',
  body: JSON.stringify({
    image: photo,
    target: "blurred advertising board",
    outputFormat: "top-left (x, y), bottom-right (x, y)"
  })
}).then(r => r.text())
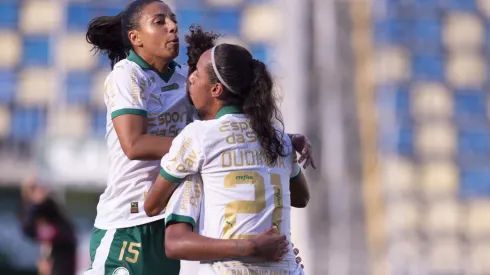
top-left (36, 138), bottom-right (108, 189)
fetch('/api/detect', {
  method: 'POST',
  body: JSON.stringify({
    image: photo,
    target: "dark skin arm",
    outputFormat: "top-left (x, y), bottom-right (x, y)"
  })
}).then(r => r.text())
top-left (145, 177), bottom-right (289, 262)
top-left (113, 114), bottom-right (173, 160)
top-left (290, 172), bottom-right (310, 208)
top-left (165, 223), bottom-right (254, 260)
top-left (144, 174), bottom-right (179, 217)
top-left (165, 223), bottom-right (288, 261)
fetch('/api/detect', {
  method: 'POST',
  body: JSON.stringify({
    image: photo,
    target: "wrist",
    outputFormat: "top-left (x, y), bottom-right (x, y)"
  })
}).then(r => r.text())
top-left (246, 239), bottom-right (258, 257)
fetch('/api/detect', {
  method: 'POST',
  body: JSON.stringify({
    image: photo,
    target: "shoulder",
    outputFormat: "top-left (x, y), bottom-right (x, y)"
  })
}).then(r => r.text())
top-left (112, 59), bottom-right (146, 81)
top-left (180, 120), bottom-right (220, 146)
top-left (182, 120), bottom-right (214, 135)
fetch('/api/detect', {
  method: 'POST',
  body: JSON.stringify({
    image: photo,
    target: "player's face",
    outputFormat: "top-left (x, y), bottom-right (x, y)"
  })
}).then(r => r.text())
top-left (188, 50), bottom-right (214, 111)
top-left (134, 2), bottom-right (179, 60)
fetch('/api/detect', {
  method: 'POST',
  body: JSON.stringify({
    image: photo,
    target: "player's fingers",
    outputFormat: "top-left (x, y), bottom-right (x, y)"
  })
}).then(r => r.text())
top-left (299, 145), bottom-right (310, 162)
top-left (267, 225), bottom-right (279, 235)
top-left (280, 239), bottom-right (289, 249)
top-left (276, 234), bottom-right (287, 242)
top-left (298, 154), bottom-right (306, 164)
top-left (303, 157), bottom-right (312, 169)
top-left (294, 248), bottom-right (299, 255)
top-left (310, 156), bottom-right (317, 169)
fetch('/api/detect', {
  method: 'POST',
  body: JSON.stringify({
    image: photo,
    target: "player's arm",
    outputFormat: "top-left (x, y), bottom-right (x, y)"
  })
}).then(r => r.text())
top-left (109, 65), bottom-right (173, 160)
top-left (290, 171), bottom-right (310, 208)
top-left (144, 174), bottom-right (179, 216)
top-left (165, 223), bottom-right (287, 261)
top-left (162, 177), bottom-right (288, 261)
top-left (289, 153), bottom-right (310, 208)
top-left (113, 115), bottom-right (173, 160)
top-left (165, 222), bottom-right (254, 260)
top-left (144, 124), bottom-right (203, 216)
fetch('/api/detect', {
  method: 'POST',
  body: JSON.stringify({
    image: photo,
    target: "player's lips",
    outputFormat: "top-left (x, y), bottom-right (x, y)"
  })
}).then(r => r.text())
top-left (167, 37), bottom-right (179, 45)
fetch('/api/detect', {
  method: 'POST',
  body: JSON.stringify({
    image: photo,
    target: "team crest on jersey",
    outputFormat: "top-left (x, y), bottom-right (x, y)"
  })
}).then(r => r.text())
top-left (112, 267), bottom-right (129, 275)
top-left (130, 202), bottom-right (139, 214)
top-left (162, 83), bottom-right (179, 92)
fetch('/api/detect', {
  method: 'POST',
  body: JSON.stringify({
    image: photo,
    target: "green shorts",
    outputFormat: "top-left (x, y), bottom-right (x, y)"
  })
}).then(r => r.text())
top-left (85, 219), bottom-right (180, 275)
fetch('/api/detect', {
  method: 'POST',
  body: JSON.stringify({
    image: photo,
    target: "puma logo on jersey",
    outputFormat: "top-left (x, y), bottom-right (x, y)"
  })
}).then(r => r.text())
top-left (150, 94), bottom-right (163, 107)
top-left (226, 221), bottom-right (234, 227)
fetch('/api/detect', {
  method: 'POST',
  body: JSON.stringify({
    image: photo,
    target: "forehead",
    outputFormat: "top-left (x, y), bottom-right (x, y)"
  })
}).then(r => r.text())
top-left (197, 49), bottom-right (212, 70)
top-left (140, 1), bottom-right (172, 17)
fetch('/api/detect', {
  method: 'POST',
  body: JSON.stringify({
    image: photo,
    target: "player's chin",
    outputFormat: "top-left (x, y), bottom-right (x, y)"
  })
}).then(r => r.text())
top-left (164, 44), bottom-right (179, 59)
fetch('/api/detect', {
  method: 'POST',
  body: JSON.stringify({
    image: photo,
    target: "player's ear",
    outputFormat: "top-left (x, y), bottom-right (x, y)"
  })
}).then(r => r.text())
top-left (211, 83), bottom-right (224, 98)
top-left (128, 30), bottom-right (142, 47)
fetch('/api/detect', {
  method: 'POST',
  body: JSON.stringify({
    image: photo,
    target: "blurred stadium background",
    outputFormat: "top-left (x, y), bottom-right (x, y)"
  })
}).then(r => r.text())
top-left (1, 0), bottom-right (490, 274)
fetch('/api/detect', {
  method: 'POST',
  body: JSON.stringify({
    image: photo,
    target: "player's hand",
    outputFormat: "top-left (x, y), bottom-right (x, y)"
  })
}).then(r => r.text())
top-left (292, 243), bottom-right (304, 269)
top-left (251, 226), bottom-right (289, 261)
top-left (291, 134), bottom-right (317, 169)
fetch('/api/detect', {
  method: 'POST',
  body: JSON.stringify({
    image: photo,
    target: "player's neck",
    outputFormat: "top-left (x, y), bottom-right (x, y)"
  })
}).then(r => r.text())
top-left (200, 103), bottom-right (223, 120)
top-left (135, 50), bottom-right (171, 73)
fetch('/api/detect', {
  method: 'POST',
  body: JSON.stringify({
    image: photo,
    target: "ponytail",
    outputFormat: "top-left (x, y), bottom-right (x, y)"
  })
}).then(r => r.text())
top-left (207, 44), bottom-right (286, 165)
top-left (86, 12), bottom-right (130, 69)
top-left (242, 59), bottom-right (286, 165)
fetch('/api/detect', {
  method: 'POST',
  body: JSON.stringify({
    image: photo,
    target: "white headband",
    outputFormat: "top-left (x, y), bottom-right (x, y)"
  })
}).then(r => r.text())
top-left (211, 46), bottom-right (237, 94)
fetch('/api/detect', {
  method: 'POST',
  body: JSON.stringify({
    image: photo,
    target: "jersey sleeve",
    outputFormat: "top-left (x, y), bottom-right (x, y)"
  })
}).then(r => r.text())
top-left (290, 152), bottom-right (302, 180)
top-left (160, 122), bottom-right (204, 183)
top-left (165, 175), bottom-right (203, 230)
top-left (107, 63), bottom-right (148, 119)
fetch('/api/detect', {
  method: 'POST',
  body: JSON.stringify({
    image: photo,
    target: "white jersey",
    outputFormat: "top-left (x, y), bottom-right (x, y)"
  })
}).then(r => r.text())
top-left (162, 105), bottom-right (304, 275)
top-left (94, 50), bottom-right (197, 229)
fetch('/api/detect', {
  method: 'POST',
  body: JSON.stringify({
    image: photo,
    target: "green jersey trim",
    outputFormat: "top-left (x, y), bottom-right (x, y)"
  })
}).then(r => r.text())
top-left (127, 50), bottom-right (181, 83)
top-left (290, 169), bottom-right (302, 181)
top-left (165, 214), bottom-right (196, 230)
top-left (160, 167), bottom-right (184, 184)
top-left (111, 108), bottom-right (148, 119)
top-left (215, 105), bottom-right (243, 119)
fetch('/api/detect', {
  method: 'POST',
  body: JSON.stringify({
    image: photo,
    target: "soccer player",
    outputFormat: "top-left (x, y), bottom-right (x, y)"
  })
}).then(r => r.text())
top-left (144, 43), bottom-right (310, 274)
top-left (84, 1), bottom-right (314, 274)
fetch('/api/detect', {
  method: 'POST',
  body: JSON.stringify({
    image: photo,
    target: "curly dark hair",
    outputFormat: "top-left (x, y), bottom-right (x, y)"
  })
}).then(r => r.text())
top-left (184, 25), bottom-right (222, 76)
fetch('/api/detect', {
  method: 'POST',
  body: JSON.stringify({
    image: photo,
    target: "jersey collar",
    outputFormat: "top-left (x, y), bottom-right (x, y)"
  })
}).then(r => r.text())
top-left (215, 105), bottom-right (243, 119)
top-left (127, 50), bottom-right (181, 83)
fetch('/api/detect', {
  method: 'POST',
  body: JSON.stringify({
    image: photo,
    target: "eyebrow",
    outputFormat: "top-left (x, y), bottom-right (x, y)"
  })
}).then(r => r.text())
top-left (153, 13), bottom-right (176, 18)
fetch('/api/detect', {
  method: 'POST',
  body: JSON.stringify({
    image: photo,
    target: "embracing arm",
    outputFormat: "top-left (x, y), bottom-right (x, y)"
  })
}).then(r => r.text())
top-left (146, 176), bottom-right (256, 260)
top-left (144, 173), bottom-right (179, 216)
top-left (113, 114), bottom-right (173, 160)
top-left (290, 172), bottom-right (310, 208)
top-left (108, 63), bottom-right (176, 161)
top-left (165, 223), bottom-right (255, 260)
top-left (165, 223), bottom-right (287, 261)
top-left (145, 174), bottom-right (288, 262)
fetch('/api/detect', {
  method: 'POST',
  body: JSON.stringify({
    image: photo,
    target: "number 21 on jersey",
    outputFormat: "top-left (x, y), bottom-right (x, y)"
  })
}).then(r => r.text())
top-left (223, 171), bottom-right (283, 239)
